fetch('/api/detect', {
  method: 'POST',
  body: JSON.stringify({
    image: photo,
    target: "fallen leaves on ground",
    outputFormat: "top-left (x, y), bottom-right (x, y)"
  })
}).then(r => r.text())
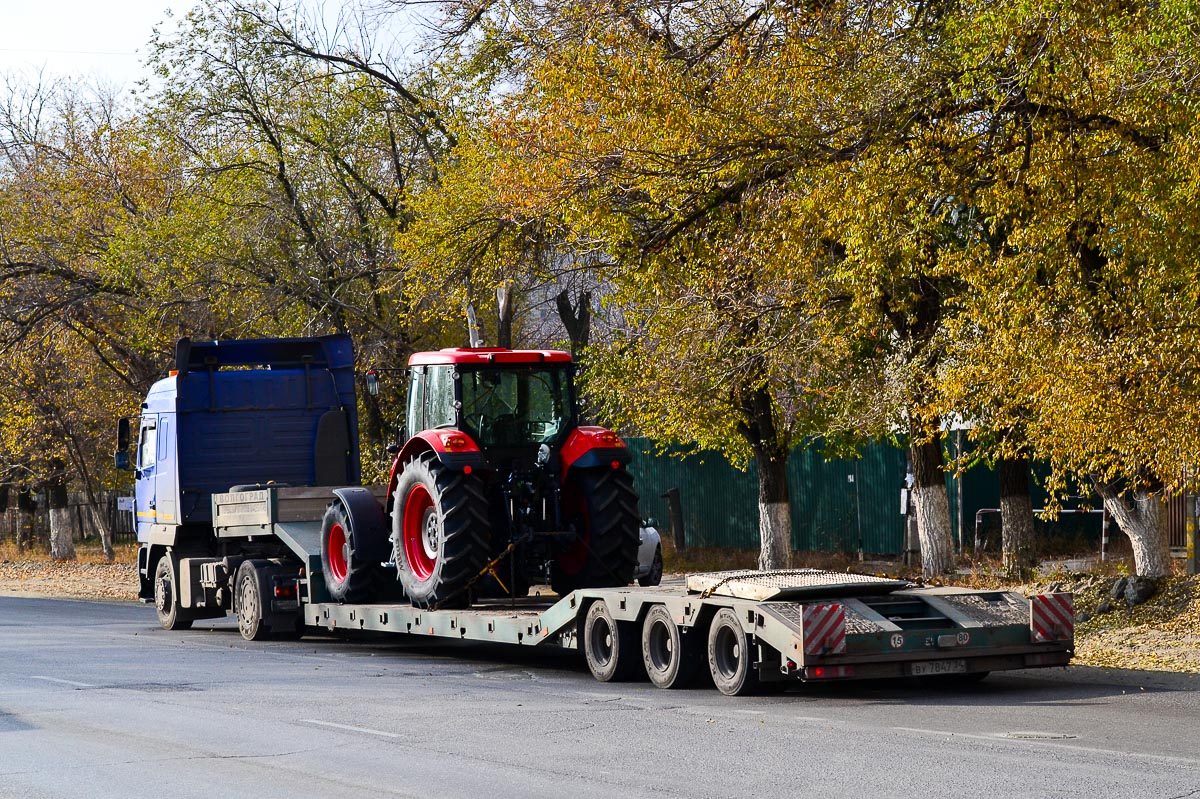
top-left (0, 560), bottom-right (138, 602)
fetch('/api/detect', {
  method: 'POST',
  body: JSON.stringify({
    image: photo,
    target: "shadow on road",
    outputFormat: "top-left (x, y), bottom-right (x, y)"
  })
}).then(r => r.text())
top-left (190, 617), bottom-right (1199, 705)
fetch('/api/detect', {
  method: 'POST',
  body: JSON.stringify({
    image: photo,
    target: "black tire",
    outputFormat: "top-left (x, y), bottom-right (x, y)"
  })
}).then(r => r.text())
top-left (708, 607), bottom-right (761, 696)
top-left (552, 467), bottom-right (640, 595)
top-left (321, 500), bottom-right (384, 603)
top-left (235, 560), bottom-right (270, 641)
top-left (642, 604), bottom-right (699, 689)
top-left (393, 452), bottom-right (490, 609)
top-left (638, 546), bottom-right (664, 587)
top-left (583, 600), bottom-right (643, 682)
top-left (154, 554), bottom-right (193, 631)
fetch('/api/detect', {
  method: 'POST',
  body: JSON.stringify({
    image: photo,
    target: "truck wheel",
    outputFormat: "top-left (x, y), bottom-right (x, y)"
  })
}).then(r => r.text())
top-left (393, 452), bottom-right (489, 609)
top-left (552, 467), bottom-right (640, 595)
top-left (638, 546), bottom-right (664, 587)
top-left (235, 560), bottom-right (270, 641)
top-left (642, 604), bottom-right (698, 689)
top-left (154, 554), bottom-right (193, 631)
top-left (583, 600), bottom-right (642, 682)
top-left (707, 607), bottom-right (761, 696)
top-left (321, 500), bottom-right (381, 603)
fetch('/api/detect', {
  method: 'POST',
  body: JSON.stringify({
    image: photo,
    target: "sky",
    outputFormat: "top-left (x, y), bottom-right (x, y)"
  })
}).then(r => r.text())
top-left (0, 1), bottom-right (429, 93)
top-left (0, 0), bottom-right (186, 90)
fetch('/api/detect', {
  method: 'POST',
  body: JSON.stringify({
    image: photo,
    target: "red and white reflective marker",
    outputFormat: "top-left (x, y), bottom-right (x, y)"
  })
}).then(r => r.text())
top-left (802, 603), bottom-right (847, 655)
top-left (1030, 593), bottom-right (1075, 643)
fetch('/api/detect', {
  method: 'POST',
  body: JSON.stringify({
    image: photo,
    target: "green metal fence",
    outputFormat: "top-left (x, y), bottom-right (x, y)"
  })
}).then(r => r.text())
top-left (625, 439), bottom-right (908, 554)
top-left (625, 435), bottom-right (1102, 556)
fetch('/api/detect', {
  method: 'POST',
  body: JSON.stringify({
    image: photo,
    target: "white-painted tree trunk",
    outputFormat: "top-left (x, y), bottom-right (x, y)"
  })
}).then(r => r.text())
top-left (910, 438), bottom-right (955, 577)
top-left (1094, 484), bottom-right (1171, 578)
top-left (49, 506), bottom-right (75, 561)
top-left (758, 501), bottom-right (791, 571)
top-left (912, 484), bottom-right (954, 576)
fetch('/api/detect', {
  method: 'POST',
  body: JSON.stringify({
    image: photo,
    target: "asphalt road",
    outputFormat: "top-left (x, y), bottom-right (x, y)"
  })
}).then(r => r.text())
top-left (1, 596), bottom-right (1198, 799)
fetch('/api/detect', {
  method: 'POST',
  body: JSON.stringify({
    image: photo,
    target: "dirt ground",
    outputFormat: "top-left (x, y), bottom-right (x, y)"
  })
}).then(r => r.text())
top-left (0, 559), bottom-right (138, 602)
top-left (1, 551), bottom-right (1196, 674)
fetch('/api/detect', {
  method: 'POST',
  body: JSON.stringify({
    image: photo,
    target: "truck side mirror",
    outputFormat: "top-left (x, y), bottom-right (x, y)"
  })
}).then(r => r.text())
top-left (114, 418), bottom-right (132, 470)
top-left (365, 370), bottom-right (380, 397)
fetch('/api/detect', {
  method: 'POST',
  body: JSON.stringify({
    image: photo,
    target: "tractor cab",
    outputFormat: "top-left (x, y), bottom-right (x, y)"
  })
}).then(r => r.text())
top-left (407, 349), bottom-right (576, 468)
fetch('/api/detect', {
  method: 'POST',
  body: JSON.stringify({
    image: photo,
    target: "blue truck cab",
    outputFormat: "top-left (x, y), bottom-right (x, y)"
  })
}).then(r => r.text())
top-left (122, 335), bottom-right (361, 604)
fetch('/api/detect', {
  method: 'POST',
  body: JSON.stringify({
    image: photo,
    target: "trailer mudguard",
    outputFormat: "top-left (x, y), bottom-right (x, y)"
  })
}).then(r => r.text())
top-left (386, 431), bottom-right (487, 508)
top-left (330, 486), bottom-right (392, 562)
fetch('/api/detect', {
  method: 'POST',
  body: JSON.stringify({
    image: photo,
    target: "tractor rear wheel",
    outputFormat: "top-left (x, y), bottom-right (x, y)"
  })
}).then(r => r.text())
top-left (552, 467), bottom-right (640, 596)
top-left (393, 452), bottom-right (490, 609)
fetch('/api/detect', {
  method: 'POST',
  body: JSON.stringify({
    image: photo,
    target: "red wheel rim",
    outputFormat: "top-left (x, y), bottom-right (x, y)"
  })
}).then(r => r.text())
top-left (557, 481), bottom-right (589, 575)
top-left (403, 483), bottom-right (437, 581)
top-left (328, 522), bottom-right (348, 584)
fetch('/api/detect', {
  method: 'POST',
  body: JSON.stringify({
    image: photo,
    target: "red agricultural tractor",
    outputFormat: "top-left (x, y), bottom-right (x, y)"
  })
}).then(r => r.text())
top-left (321, 347), bottom-right (641, 609)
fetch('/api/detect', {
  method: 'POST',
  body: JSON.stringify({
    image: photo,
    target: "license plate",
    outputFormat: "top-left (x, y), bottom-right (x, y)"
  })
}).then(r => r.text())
top-left (910, 659), bottom-right (967, 677)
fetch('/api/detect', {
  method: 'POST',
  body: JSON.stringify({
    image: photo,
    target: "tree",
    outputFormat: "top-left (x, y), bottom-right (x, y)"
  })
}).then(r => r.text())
top-left (932, 0), bottom-right (1200, 577)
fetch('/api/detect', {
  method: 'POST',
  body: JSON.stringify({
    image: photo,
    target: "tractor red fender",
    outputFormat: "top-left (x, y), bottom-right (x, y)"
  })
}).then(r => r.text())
top-left (386, 430), bottom-right (486, 508)
top-left (559, 426), bottom-right (632, 481)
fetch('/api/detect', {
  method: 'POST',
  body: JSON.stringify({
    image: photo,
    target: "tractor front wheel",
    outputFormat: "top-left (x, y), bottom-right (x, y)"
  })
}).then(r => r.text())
top-left (393, 452), bottom-right (490, 608)
top-left (320, 500), bottom-right (383, 603)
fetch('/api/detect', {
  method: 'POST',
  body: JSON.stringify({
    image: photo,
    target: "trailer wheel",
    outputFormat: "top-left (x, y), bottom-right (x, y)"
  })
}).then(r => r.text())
top-left (638, 546), bottom-right (663, 588)
top-left (393, 452), bottom-right (490, 609)
top-left (154, 554), bottom-right (193, 631)
top-left (321, 500), bottom-right (382, 603)
top-left (642, 604), bottom-right (698, 689)
top-left (553, 467), bottom-right (640, 595)
top-left (583, 600), bottom-right (643, 682)
top-left (707, 607), bottom-right (761, 696)
top-left (235, 560), bottom-right (271, 641)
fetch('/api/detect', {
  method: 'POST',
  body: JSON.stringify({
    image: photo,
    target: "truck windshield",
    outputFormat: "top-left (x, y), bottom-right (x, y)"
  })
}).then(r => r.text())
top-left (459, 367), bottom-right (573, 448)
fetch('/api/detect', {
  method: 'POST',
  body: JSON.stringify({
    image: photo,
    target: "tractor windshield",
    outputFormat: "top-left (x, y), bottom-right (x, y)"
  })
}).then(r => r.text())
top-left (459, 366), bottom-right (574, 449)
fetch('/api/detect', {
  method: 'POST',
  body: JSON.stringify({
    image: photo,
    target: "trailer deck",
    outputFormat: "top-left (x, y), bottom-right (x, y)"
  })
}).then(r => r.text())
top-left (208, 486), bottom-right (1074, 694)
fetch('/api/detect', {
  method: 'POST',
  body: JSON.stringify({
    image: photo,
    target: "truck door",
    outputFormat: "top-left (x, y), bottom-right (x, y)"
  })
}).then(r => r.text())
top-left (134, 416), bottom-right (158, 539)
top-left (154, 415), bottom-right (177, 525)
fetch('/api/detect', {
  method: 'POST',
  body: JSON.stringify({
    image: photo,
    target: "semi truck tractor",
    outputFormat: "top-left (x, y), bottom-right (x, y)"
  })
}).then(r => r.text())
top-left (116, 335), bottom-right (1074, 695)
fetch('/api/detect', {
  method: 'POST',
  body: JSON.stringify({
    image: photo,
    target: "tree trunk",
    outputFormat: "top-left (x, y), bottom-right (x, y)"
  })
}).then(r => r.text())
top-left (910, 438), bottom-right (955, 577)
top-left (754, 447), bottom-right (791, 570)
top-left (998, 456), bottom-right (1037, 576)
top-left (496, 284), bottom-right (514, 348)
top-left (556, 289), bottom-right (593, 424)
top-left (89, 502), bottom-right (114, 562)
top-left (1093, 481), bottom-right (1171, 577)
top-left (555, 289), bottom-right (591, 355)
top-left (16, 487), bottom-right (35, 551)
top-left (465, 301), bottom-right (484, 347)
top-left (46, 462), bottom-right (74, 561)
